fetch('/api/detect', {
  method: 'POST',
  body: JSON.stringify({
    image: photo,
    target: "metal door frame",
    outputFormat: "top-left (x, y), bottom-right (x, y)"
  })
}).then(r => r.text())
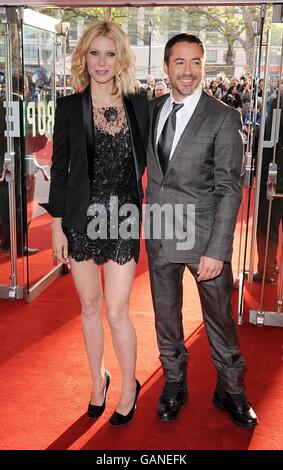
top-left (0, 7), bottom-right (23, 300)
top-left (249, 29), bottom-right (283, 327)
top-left (0, 7), bottom-right (66, 302)
top-left (22, 8), bottom-right (67, 302)
top-left (235, 5), bottom-right (283, 327)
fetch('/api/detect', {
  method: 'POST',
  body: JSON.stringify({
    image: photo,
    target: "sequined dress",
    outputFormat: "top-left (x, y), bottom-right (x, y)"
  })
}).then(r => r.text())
top-left (64, 106), bottom-right (140, 264)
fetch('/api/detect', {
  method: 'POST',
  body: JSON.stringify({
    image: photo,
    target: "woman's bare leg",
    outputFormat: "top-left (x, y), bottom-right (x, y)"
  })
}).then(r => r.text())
top-left (70, 258), bottom-right (106, 405)
top-left (104, 259), bottom-right (137, 415)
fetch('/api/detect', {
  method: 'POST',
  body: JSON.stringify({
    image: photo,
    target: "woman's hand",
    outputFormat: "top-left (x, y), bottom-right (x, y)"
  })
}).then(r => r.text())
top-left (52, 218), bottom-right (69, 267)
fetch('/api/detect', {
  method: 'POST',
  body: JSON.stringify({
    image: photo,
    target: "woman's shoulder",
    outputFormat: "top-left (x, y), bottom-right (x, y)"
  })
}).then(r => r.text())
top-left (56, 92), bottom-right (82, 107)
top-left (55, 92), bottom-right (84, 117)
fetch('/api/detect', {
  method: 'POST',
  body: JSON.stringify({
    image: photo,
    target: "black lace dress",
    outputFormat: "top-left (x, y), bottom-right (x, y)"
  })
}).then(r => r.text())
top-left (64, 106), bottom-right (140, 265)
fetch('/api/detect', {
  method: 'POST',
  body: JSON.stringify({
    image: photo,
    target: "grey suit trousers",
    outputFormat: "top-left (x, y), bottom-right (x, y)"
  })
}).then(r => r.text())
top-left (148, 248), bottom-right (246, 394)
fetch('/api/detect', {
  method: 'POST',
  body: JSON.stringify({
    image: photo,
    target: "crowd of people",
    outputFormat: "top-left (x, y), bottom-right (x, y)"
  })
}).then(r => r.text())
top-left (134, 70), bottom-right (279, 122)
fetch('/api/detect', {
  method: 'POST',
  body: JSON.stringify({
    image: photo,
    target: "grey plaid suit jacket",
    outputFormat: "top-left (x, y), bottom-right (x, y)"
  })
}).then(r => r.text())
top-left (145, 90), bottom-right (243, 263)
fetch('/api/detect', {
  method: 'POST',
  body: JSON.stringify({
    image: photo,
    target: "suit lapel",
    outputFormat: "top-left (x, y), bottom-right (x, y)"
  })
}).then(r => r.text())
top-left (151, 94), bottom-right (169, 175)
top-left (123, 95), bottom-right (144, 182)
top-left (165, 90), bottom-right (208, 177)
top-left (82, 85), bottom-right (95, 162)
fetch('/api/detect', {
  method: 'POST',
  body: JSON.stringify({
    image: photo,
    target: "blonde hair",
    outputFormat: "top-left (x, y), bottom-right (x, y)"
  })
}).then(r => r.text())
top-left (71, 21), bottom-right (135, 96)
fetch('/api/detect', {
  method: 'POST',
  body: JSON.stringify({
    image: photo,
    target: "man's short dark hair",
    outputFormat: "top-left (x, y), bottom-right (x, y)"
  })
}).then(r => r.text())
top-left (164, 33), bottom-right (205, 65)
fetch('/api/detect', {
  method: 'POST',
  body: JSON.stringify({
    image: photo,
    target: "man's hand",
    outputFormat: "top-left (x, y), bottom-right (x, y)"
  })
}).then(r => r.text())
top-left (197, 255), bottom-right (224, 282)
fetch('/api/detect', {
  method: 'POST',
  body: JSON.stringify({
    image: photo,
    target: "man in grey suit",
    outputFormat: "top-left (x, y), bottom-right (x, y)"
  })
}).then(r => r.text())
top-left (145, 33), bottom-right (258, 428)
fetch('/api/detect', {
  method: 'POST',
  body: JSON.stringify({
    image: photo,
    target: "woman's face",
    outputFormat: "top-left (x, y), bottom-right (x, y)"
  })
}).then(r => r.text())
top-left (86, 35), bottom-right (118, 86)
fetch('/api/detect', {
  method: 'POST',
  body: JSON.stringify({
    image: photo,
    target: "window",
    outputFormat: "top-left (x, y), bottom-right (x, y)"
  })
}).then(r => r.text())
top-left (206, 33), bottom-right (220, 45)
top-left (69, 25), bottom-right (78, 41)
top-left (24, 47), bottom-right (38, 59)
top-left (206, 50), bottom-right (218, 63)
top-left (270, 52), bottom-right (281, 66)
top-left (0, 43), bottom-right (4, 59)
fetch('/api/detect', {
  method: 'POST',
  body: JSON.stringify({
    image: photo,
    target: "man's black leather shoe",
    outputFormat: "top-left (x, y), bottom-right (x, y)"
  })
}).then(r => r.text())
top-left (158, 380), bottom-right (188, 422)
top-left (213, 389), bottom-right (258, 428)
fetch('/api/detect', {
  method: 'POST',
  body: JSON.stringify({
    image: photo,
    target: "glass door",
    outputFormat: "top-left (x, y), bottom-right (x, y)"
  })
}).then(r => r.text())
top-left (237, 6), bottom-right (283, 328)
top-left (22, 9), bottom-right (68, 301)
top-left (23, 21), bottom-right (57, 300)
top-left (0, 7), bottom-right (24, 300)
top-left (0, 7), bottom-right (69, 302)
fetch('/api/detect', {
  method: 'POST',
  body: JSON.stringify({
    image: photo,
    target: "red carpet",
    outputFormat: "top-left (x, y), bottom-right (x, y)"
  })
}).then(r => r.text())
top-left (0, 237), bottom-right (283, 450)
top-left (0, 192), bottom-right (283, 449)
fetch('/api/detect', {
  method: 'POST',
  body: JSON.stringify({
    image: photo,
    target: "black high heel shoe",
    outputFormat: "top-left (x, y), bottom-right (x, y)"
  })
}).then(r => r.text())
top-left (87, 370), bottom-right (111, 420)
top-left (109, 379), bottom-right (141, 426)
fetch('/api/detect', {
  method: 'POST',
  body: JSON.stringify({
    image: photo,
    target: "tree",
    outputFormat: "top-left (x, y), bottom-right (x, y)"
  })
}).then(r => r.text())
top-left (166, 5), bottom-right (272, 74)
top-left (35, 4), bottom-right (273, 76)
top-left (141, 5), bottom-right (272, 75)
top-left (36, 6), bottom-right (145, 45)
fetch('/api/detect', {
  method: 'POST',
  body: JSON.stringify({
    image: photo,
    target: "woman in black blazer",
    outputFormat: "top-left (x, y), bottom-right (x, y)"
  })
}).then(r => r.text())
top-left (41, 21), bottom-right (148, 426)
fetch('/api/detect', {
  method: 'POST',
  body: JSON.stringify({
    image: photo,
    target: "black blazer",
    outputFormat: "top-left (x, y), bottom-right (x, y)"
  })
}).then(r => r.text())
top-left (40, 86), bottom-right (149, 232)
